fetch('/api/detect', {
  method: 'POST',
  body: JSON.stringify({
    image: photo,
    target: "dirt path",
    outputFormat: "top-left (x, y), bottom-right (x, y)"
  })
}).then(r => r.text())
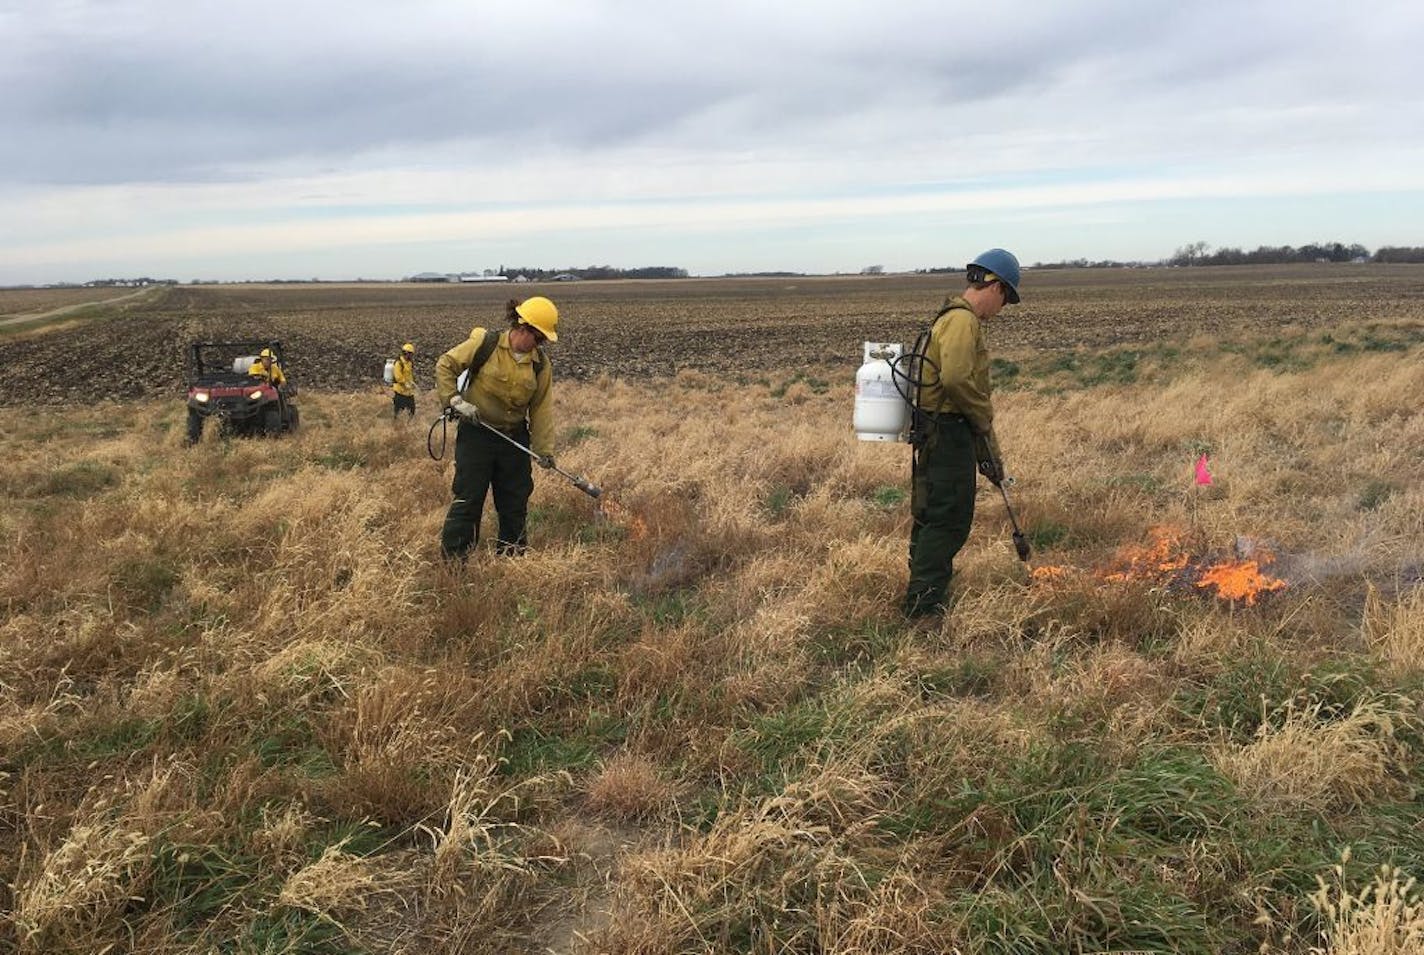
top-left (0, 287), bottom-right (158, 327)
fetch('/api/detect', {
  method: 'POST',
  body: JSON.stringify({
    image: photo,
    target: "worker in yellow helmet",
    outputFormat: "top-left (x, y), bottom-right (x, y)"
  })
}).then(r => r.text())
top-left (435, 296), bottom-right (559, 559)
top-left (248, 347), bottom-right (287, 388)
top-left (391, 342), bottom-right (416, 419)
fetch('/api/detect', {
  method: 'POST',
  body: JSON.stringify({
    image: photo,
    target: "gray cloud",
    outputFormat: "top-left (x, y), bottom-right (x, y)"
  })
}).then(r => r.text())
top-left (12, 0), bottom-right (1359, 186)
top-left (3, 0), bottom-right (1422, 283)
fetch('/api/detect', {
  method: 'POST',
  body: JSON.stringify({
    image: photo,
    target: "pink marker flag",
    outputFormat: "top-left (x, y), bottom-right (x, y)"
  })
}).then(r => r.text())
top-left (1194, 453), bottom-right (1214, 486)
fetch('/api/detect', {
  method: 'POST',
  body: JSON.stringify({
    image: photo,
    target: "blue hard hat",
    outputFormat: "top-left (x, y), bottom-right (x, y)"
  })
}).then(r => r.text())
top-left (968, 248), bottom-right (1021, 304)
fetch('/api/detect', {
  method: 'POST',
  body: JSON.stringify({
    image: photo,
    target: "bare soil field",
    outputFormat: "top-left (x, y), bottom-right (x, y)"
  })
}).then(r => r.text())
top-left (2, 264), bottom-right (1423, 405)
top-left (0, 286), bottom-right (140, 316)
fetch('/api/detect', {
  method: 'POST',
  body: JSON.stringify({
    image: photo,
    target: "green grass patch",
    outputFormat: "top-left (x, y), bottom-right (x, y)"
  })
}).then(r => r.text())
top-left (633, 589), bottom-right (703, 625)
top-left (305, 818), bottom-right (390, 859)
top-left (989, 357), bottom-right (1021, 387)
top-left (314, 442), bottom-right (367, 469)
top-left (869, 484), bottom-right (906, 509)
top-left (149, 842), bottom-right (262, 928)
top-left (232, 909), bottom-right (349, 954)
top-left (1105, 472), bottom-right (1165, 495)
top-left (1249, 337), bottom-right (1316, 372)
top-left (764, 484), bottom-right (795, 517)
top-left (807, 621), bottom-right (903, 667)
top-left (1078, 349), bottom-right (1140, 386)
top-left (770, 371), bottom-right (831, 398)
top-left (252, 713), bottom-right (336, 776)
top-left (501, 725), bottom-right (600, 777)
top-left (36, 459), bottom-right (120, 498)
top-left (911, 653), bottom-right (1001, 701)
top-left (1358, 479), bottom-right (1397, 511)
top-left (561, 424), bottom-right (598, 446)
top-left (111, 554), bottom-right (180, 612)
top-left (76, 716), bottom-right (165, 761)
top-left (1026, 520), bottom-right (1071, 549)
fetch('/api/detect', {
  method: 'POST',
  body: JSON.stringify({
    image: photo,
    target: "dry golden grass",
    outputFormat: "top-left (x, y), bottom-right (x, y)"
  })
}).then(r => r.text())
top-left (1366, 585), bottom-right (1424, 677)
top-left (1, 301), bottom-right (1422, 952)
top-left (1210, 698), bottom-right (1411, 813)
top-left (1311, 851), bottom-right (1424, 954)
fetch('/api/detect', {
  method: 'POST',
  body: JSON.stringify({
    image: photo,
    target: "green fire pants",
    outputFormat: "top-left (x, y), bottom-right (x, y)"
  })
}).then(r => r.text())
top-left (904, 413), bottom-right (977, 616)
top-left (440, 420), bottom-right (534, 559)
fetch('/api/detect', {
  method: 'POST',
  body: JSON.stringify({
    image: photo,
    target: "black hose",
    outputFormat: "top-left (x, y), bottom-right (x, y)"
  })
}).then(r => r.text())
top-left (427, 411), bottom-right (454, 460)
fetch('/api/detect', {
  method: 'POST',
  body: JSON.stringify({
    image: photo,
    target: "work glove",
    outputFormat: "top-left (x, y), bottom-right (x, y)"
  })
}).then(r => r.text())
top-left (977, 458), bottom-right (1006, 486)
top-left (449, 396), bottom-right (479, 422)
top-left (536, 455), bottom-right (556, 470)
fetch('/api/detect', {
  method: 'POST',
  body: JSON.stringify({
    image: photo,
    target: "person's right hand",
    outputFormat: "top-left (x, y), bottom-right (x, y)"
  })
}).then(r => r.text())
top-left (977, 458), bottom-right (1005, 486)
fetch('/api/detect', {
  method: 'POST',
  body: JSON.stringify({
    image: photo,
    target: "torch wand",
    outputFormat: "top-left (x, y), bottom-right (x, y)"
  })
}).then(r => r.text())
top-left (998, 479), bottom-right (1031, 563)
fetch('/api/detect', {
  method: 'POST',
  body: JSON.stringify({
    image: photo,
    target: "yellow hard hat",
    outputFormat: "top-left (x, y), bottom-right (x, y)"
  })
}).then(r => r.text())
top-left (401, 342), bottom-right (415, 354)
top-left (514, 296), bottom-right (559, 342)
top-left (259, 348), bottom-right (274, 359)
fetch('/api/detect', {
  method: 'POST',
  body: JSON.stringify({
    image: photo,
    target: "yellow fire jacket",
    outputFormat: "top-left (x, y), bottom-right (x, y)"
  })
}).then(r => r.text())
top-left (916, 296), bottom-right (999, 457)
top-left (435, 328), bottom-right (554, 457)
top-left (391, 355), bottom-right (415, 397)
top-left (249, 360), bottom-right (286, 387)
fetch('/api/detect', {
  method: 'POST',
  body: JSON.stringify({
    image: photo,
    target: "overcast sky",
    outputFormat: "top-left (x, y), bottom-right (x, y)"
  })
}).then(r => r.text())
top-left (2, 0), bottom-right (1421, 283)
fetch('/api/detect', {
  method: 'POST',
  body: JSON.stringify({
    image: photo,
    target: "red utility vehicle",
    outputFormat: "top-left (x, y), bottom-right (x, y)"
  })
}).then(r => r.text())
top-left (185, 341), bottom-right (299, 445)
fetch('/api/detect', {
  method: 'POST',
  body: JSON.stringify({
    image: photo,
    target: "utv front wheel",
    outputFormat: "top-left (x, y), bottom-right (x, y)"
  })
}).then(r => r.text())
top-left (262, 406), bottom-right (282, 435)
top-left (186, 409), bottom-right (204, 445)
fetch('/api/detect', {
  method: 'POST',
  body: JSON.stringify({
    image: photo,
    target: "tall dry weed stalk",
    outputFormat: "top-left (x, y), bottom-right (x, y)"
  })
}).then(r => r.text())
top-left (1311, 849), bottom-right (1424, 954)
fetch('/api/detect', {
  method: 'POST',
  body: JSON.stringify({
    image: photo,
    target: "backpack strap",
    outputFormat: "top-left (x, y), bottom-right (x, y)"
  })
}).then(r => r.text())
top-left (470, 328), bottom-right (499, 376)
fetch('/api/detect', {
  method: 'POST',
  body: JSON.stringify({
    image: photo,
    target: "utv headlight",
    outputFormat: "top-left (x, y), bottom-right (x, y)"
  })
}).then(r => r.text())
top-left (194, 392), bottom-right (209, 403)
top-left (248, 389), bottom-right (264, 400)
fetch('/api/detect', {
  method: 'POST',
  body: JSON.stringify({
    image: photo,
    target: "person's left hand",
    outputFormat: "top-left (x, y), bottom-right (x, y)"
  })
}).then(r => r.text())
top-left (537, 455), bottom-right (556, 470)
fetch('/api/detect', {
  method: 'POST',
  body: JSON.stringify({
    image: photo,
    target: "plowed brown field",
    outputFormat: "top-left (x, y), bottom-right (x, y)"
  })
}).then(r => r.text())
top-left (4, 264), bottom-right (1423, 404)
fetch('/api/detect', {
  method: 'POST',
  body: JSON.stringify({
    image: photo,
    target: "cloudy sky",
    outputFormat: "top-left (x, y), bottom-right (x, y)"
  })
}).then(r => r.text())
top-left (2, 0), bottom-right (1421, 283)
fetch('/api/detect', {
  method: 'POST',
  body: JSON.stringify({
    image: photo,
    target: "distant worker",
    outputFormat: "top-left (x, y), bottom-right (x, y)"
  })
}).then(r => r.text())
top-left (903, 249), bottom-right (1021, 620)
top-left (435, 297), bottom-right (559, 560)
top-left (392, 342), bottom-right (417, 418)
top-left (249, 347), bottom-right (287, 388)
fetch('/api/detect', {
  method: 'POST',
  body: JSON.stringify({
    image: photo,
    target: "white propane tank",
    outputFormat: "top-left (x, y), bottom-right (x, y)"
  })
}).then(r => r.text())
top-left (854, 342), bottom-right (909, 442)
top-left (232, 356), bottom-right (258, 374)
top-left (383, 359), bottom-right (395, 385)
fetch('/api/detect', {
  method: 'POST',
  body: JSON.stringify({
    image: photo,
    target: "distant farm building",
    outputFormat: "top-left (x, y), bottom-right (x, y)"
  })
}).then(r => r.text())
top-left (458, 273), bottom-right (509, 283)
top-left (408, 272), bottom-right (453, 283)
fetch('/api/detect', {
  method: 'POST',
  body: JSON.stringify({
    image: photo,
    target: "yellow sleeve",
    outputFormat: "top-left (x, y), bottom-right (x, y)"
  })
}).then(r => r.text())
top-left (527, 357), bottom-right (555, 457)
top-left (435, 330), bottom-right (487, 408)
top-left (934, 312), bottom-right (993, 432)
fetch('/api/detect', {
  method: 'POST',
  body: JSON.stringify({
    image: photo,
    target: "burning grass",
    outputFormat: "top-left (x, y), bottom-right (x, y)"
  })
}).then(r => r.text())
top-left (1, 302), bottom-right (1423, 952)
top-left (1033, 524), bottom-right (1292, 607)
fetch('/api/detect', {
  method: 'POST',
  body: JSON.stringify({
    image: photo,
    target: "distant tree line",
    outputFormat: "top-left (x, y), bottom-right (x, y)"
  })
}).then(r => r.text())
top-left (1169, 241), bottom-right (1371, 266)
top-left (1032, 240), bottom-right (1418, 270)
top-left (1374, 246), bottom-right (1424, 263)
top-left (500, 265), bottom-right (689, 280)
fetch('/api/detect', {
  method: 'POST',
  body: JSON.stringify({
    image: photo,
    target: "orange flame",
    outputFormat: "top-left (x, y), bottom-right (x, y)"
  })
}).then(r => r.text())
top-left (594, 496), bottom-right (648, 540)
top-left (1103, 525), bottom-right (1190, 582)
top-left (1194, 559), bottom-right (1287, 606)
top-left (1031, 526), bottom-right (1288, 606)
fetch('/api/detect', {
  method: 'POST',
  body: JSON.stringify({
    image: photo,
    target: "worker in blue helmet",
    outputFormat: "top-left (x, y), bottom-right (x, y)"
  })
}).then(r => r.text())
top-left (903, 248), bottom-right (1022, 621)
